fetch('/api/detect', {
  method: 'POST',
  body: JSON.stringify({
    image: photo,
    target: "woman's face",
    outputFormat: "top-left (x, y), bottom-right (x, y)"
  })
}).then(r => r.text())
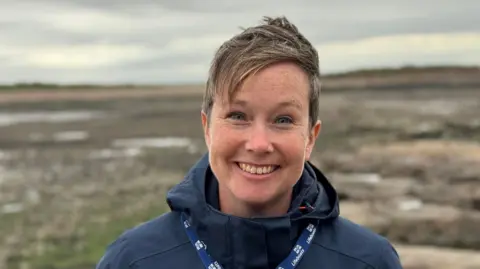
top-left (201, 62), bottom-right (321, 217)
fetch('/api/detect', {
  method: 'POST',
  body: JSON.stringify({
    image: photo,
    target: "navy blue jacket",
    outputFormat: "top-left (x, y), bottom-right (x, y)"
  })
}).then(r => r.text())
top-left (96, 153), bottom-right (403, 269)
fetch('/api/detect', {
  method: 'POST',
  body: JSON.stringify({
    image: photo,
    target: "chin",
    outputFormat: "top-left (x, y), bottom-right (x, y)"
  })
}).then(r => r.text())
top-left (236, 192), bottom-right (274, 206)
top-left (233, 184), bottom-right (287, 208)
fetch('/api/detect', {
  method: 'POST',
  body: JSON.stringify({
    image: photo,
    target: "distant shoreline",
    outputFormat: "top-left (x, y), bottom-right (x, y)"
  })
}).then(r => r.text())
top-left (320, 65), bottom-right (480, 91)
top-left (1, 65), bottom-right (478, 91)
top-left (0, 66), bottom-right (478, 104)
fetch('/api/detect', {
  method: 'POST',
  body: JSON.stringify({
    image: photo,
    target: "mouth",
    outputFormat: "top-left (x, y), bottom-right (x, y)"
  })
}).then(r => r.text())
top-left (235, 162), bottom-right (280, 176)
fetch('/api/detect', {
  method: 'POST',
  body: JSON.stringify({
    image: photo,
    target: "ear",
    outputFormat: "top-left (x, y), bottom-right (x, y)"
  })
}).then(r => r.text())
top-left (201, 110), bottom-right (211, 149)
top-left (305, 120), bottom-right (321, 160)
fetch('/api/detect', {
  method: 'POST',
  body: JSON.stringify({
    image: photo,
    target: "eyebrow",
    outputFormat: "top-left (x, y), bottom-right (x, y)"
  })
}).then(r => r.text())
top-left (231, 99), bottom-right (302, 110)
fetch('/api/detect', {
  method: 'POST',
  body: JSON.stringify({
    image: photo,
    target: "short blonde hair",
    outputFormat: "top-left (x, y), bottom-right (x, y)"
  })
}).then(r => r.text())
top-left (202, 16), bottom-right (322, 128)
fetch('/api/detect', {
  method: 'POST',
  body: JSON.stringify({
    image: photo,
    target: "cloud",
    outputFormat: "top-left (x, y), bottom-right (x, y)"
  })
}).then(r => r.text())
top-left (317, 32), bottom-right (480, 72)
top-left (2, 32), bottom-right (480, 84)
top-left (1, 0), bottom-right (479, 84)
top-left (163, 35), bottom-right (232, 55)
top-left (0, 33), bottom-right (230, 70)
top-left (1, 44), bottom-right (153, 69)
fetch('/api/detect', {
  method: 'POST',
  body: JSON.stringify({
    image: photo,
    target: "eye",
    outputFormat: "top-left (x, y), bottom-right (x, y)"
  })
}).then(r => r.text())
top-left (275, 116), bottom-right (293, 124)
top-left (226, 111), bottom-right (246, 121)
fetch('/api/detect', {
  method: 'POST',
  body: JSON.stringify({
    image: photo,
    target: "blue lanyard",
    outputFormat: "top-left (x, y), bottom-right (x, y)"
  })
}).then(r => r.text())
top-left (181, 213), bottom-right (318, 269)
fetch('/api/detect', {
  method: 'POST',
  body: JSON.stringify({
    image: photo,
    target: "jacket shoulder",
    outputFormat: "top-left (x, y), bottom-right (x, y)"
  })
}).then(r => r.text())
top-left (95, 211), bottom-right (189, 269)
top-left (312, 216), bottom-right (403, 269)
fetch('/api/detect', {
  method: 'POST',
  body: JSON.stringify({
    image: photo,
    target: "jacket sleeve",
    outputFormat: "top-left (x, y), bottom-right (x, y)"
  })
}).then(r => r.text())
top-left (96, 237), bottom-right (132, 269)
top-left (374, 241), bottom-right (404, 269)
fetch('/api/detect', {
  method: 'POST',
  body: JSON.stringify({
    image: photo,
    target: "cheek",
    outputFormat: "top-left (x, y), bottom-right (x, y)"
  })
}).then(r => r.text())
top-left (209, 125), bottom-right (241, 155)
top-left (279, 132), bottom-right (309, 157)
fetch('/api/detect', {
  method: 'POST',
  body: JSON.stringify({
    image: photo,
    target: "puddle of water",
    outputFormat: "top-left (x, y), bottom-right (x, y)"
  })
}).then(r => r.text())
top-left (28, 131), bottom-right (90, 143)
top-left (53, 131), bottom-right (89, 142)
top-left (398, 198), bottom-right (423, 211)
top-left (354, 173), bottom-right (381, 184)
top-left (112, 137), bottom-right (198, 154)
top-left (0, 111), bottom-right (105, 127)
top-left (1, 203), bottom-right (24, 214)
top-left (88, 148), bottom-right (142, 160)
top-left (332, 173), bottom-right (382, 184)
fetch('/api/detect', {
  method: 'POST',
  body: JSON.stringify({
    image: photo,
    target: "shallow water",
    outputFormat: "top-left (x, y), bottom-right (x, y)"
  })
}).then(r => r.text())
top-left (0, 110), bottom-right (105, 127)
top-left (88, 148), bottom-right (142, 160)
top-left (53, 131), bottom-right (90, 142)
top-left (112, 136), bottom-right (198, 154)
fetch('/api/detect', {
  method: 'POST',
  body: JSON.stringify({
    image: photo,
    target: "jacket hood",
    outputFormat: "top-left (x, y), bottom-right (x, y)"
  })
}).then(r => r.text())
top-left (166, 153), bottom-right (340, 268)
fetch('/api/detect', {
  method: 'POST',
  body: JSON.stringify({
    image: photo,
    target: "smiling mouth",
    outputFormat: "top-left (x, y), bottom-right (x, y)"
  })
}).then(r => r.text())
top-left (236, 162), bottom-right (280, 175)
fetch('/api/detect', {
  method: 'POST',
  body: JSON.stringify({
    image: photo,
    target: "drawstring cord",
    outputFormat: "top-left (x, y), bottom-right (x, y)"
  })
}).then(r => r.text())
top-left (299, 202), bottom-right (315, 212)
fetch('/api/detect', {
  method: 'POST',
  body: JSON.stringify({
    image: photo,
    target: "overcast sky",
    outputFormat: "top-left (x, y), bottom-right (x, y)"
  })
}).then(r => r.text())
top-left (1, 0), bottom-right (479, 84)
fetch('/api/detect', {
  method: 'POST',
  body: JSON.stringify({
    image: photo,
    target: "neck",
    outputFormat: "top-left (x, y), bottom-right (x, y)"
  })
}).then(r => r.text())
top-left (218, 186), bottom-right (293, 218)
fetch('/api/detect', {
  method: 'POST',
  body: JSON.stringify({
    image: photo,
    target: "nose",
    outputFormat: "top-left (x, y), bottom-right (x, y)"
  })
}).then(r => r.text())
top-left (245, 123), bottom-right (274, 153)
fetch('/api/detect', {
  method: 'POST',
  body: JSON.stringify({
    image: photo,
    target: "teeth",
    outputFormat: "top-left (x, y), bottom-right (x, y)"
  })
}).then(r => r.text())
top-left (238, 163), bottom-right (275, 175)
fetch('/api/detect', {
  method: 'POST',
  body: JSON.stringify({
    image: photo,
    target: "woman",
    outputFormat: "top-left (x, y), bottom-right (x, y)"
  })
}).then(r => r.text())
top-left (96, 16), bottom-right (403, 269)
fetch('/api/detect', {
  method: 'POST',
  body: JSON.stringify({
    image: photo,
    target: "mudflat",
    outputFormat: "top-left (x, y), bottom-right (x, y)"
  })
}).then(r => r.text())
top-left (0, 84), bottom-right (479, 269)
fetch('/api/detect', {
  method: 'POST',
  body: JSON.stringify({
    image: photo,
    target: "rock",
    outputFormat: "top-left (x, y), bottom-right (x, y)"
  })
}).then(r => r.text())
top-left (339, 201), bottom-right (388, 227)
top-left (401, 121), bottom-right (445, 139)
top-left (340, 201), bottom-right (480, 250)
top-left (445, 119), bottom-right (480, 138)
top-left (322, 141), bottom-right (480, 211)
top-left (380, 203), bottom-right (480, 249)
top-left (326, 140), bottom-right (480, 184)
top-left (411, 183), bottom-right (480, 211)
top-left (396, 244), bottom-right (480, 269)
top-left (329, 173), bottom-right (415, 201)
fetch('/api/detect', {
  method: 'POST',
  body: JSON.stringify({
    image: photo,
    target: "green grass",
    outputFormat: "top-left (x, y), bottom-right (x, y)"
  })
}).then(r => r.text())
top-left (7, 202), bottom-right (169, 269)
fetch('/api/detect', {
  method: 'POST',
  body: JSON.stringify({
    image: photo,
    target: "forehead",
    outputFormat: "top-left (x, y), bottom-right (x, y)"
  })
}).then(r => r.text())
top-left (219, 62), bottom-right (310, 107)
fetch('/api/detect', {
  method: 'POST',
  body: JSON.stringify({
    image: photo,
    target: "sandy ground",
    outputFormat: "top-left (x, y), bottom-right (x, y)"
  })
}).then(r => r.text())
top-left (0, 85), bottom-right (204, 104)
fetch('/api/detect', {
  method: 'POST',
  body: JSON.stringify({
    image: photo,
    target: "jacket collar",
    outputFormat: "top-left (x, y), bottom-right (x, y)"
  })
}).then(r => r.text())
top-left (167, 153), bottom-right (339, 268)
